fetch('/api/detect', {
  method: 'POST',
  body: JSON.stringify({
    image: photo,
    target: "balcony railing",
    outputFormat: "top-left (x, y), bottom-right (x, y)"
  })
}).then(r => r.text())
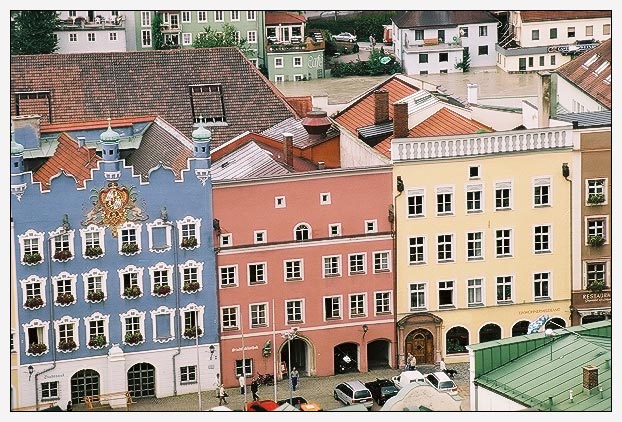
top-left (267, 39), bottom-right (325, 52)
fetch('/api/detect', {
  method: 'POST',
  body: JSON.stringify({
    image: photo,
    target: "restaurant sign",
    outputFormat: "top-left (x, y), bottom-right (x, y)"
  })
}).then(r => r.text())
top-left (573, 291), bottom-right (612, 307)
top-left (548, 42), bottom-right (599, 55)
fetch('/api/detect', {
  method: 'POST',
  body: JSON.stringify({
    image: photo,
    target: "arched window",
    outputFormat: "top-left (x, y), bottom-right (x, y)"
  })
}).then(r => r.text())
top-left (294, 223), bottom-right (311, 241)
top-left (446, 326), bottom-right (469, 355)
top-left (511, 320), bottom-right (530, 336)
top-left (479, 323), bottom-right (502, 343)
top-left (545, 317), bottom-right (566, 330)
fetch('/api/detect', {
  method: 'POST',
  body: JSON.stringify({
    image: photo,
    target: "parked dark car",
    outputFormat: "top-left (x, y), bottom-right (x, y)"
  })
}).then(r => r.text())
top-left (364, 378), bottom-right (399, 405)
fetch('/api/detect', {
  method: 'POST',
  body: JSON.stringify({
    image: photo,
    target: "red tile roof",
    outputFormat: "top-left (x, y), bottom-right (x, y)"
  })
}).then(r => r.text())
top-left (285, 96), bottom-right (313, 119)
top-left (265, 11), bottom-right (307, 25)
top-left (33, 133), bottom-right (100, 189)
top-left (373, 107), bottom-right (492, 158)
top-left (556, 39), bottom-right (611, 109)
top-left (519, 11), bottom-right (611, 23)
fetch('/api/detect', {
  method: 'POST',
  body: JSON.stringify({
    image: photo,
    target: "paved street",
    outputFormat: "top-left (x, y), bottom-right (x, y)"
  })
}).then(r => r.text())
top-left (72, 363), bottom-right (470, 412)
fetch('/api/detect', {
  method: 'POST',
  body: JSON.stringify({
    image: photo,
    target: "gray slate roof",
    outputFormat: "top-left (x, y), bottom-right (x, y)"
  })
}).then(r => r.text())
top-left (261, 117), bottom-right (339, 149)
top-left (393, 10), bottom-right (497, 28)
top-left (211, 141), bottom-right (290, 181)
top-left (555, 110), bottom-right (612, 128)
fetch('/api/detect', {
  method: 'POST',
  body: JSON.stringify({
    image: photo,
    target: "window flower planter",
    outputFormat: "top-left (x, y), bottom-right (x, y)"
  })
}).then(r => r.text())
top-left (182, 281), bottom-right (200, 293)
top-left (153, 284), bottom-right (171, 296)
top-left (588, 234), bottom-right (605, 247)
top-left (58, 339), bottom-right (77, 352)
top-left (124, 332), bottom-right (143, 345)
top-left (54, 249), bottom-right (73, 261)
top-left (85, 245), bottom-right (104, 258)
top-left (23, 252), bottom-right (42, 265)
top-left (184, 327), bottom-right (203, 339)
top-left (123, 286), bottom-right (142, 299)
top-left (587, 279), bottom-right (606, 293)
top-left (28, 343), bottom-right (48, 355)
top-left (87, 290), bottom-right (105, 302)
top-left (25, 296), bottom-right (44, 309)
top-left (181, 236), bottom-right (198, 249)
top-left (587, 193), bottom-right (605, 205)
top-left (88, 335), bottom-right (107, 348)
top-left (121, 242), bottom-right (139, 255)
top-left (56, 292), bottom-right (75, 305)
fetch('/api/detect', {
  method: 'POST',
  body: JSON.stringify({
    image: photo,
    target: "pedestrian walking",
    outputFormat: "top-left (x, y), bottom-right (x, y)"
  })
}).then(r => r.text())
top-left (218, 384), bottom-right (228, 406)
top-left (406, 353), bottom-right (416, 370)
top-left (290, 367), bottom-right (299, 391)
top-left (238, 374), bottom-right (246, 395)
top-left (251, 377), bottom-right (259, 401)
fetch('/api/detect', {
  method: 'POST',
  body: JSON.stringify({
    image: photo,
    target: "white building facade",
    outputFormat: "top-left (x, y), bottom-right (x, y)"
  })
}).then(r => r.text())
top-left (54, 11), bottom-right (127, 53)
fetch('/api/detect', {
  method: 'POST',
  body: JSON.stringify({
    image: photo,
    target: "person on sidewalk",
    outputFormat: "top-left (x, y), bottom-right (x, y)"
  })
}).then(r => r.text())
top-left (251, 377), bottom-right (259, 401)
top-left (239, 374), bottom-right (246, 395)
top-left (290, 367), bottom-right (299, 391)
top-left (218, 384), bottom-right (228, 406)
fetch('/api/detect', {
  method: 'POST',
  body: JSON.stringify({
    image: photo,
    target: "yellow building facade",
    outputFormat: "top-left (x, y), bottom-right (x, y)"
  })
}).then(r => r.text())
top-left (392, 127), bottom-right (574, 366)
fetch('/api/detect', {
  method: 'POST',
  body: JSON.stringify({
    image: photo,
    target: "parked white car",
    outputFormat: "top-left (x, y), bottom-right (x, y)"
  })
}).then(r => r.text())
top-left (332, 32), bottom-right (357, 43)
top-left (391, 370), bottom-right (425, 389)
top-left (425, 371), bottom-right (458, 394)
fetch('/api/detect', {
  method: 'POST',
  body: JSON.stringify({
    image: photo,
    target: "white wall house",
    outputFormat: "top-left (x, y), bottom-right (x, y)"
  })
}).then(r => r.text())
top-left (555, 76), bottom-right (609, 114)
top-left (55, 11), bottom-right (127, 53)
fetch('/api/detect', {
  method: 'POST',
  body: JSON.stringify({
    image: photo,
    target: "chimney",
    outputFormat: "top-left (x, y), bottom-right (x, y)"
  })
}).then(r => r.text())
top-left (282, 132), bottom-right (294, 167)
top-left (77, 136), bottom-right (86, 147)
top-left (393, 102), bottom-right (409, 138)
top-left (374, 90), bottom-right (390, 124)
top-left (538, 71), bottom-right (551, 128)
top-left (301, 110), bottom-right (332, 139)
top-left (467, 83), bottom-right (478, 104)
top-left (582, 365), bottom-right (599, 390)
top-left (317, 161), bottom-right (325, 170)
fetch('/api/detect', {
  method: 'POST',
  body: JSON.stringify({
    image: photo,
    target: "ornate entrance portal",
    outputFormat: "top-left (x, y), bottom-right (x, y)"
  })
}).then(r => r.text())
top-left (405, 329), bottom-right (434, 365)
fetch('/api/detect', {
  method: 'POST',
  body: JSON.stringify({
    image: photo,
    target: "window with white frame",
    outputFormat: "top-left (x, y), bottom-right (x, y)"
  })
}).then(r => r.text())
top-left (320, 192), bottom-right (331, 204)
top-left (534, 177), bottom-right (551, 207)
top-left (180, 366), bottom-right (197, 384)
top-left (585, 262), bottom-right (607, 290)
top-left (293, 56), bottom-right (303, 67)
top-left (409, 283), bottom-right (426, 310)
top-left (181, 304), bottom-right (204, 338)
top-left (180, 260), bottom-right (203, 292)
top-left (323, 255), bottom-right (341, 277)
top-left (534, 272), bottom-right (550, 300)
top-left (119, 265), bottom-right (144, 298)
top-left (248, 262), bottom-right (267, 285)
top-left (328, 223), bottom-right (341, 237)
top-left (284, 259), bottom-right (303, 281)
top-left (438, 281), bottom-right (455, 308)
top-left (274, 57), bottom-right (284, 68)
top-left (219, 265), bottom-right (238, 287)
top-left (220, 233), bottom-right (232, 247)
top-left (19, 229), bottom-right (44, 264)
top-left (496, 276), bottom-right (513, 303)
top-left (466, 184), bottom-right (483, 213)
top-left (274, 75), bottom-right (285, 83)
top-left (409, 236), bottom-right (426, 264)
top-left (84, 312), bottom-right (109, 349)
top-left (182, 33), bottom-right (192, 46)
top-left (437, 234), bottom-right (454, 262)
top-left (294, 74), bottom-right (304, 82)
top-left (55, 315), bottom-right (79, 352)
top-left (286, 300), bottom-right (304, 323)
top-left (109, 33), bottom-right (117, 41)
top-left (534, 225), bottom-right (551, 253)
top-left (467, 278), bottom-right (483, 307)
top-left (375, 291), bottom-right (391, 314)
top-left (119, 223), bottom-right (142, 254)
top-left (247, 30), bottom-right (257, 43)
top-left (142, 29), bottom-right (152, 47)
top-left (495, 181), bottom-right (512, 210)
top-left (469, 165), bottom-right (480, 179)
top-left (234, 31), bottom-right (241, 43)
top-left (349, 293), bottom-right (366, 317)
top-left (436, 187), bottom-right (453, 215)
top-left (24, 319), bottom-right (49, 355)
top-left (466, 231), bottom-right (483, 260)
top-left (365, 220), bottom-right (377, 233)
top-left (531, 29), bottom-right (539, 40)
top-left (567, 27), bottom-right (576, 37)
top-left (52, 272), bottom-right (77, 306)
top-left (69, 10), bottom-right (76, 17)
top-left (41, 381), bottom-right (59, 401)
top-left (250, 303), bottom-right (268, 327)
top-left (586, 178), bottom-right (606, 205)
top-left (178, 216), bottom-right (201, 249)
top-left (69, 33), bottom-right (77, 42)
top-left (324, 296), bottom-right (342, 320)
top-left (83, 269), bottom-right (107, 302)
top-left (147, 219), bottom-right (170, 252)
top-left (495, 229), bottom-right (512, 257)
top-left (348, 253), bottom-right (366, 275)
top-left (235, 359), bottom-right (253, 377)
top-left (141, 11), bottom-right (151, 27)
top-left (231, 11), bottom-right (240, 21)
top-left (586, 217), bottom-right (606, 244)
top-left (21, 275), bottom-right (46, 309)
top-left (181, 11), bottom-right (191, 23)
top-left (407, 189), bottom-right (425, 217)
top-left (294, 223), bottom-right (311, 241)
top-left (11, 330), bottom-right (15, 352)
top-left (275, 196), bottom-right (286, 208)
top-left (603, 23), bottom-right (611, 35)
top-left (221, 306), bottom-right (239, 330)
top-left (87, 33), bottom-right (95, 42)
top-left (247, 11), bottom-right (256, 21)
top-left (254, 230), bottom-right (267, 244)
top-left (121, 309), bottom-right (145, 345)
top-left (373, 251), bottom-right (391, 272)
top-left (214, 11), bottom-right (224, 21)
top-left (149, 262), bottom-right (173, 296)
top-left (50, 228), bottom-right (74, 262)
top-left (479, 25), bottom-right (487, 36)
top-left (150, 306), bottom-right (175, 342)
top-left (196, 11), bottom-right (207, 22)
top-left (82, 224), bottom-right (105, 258)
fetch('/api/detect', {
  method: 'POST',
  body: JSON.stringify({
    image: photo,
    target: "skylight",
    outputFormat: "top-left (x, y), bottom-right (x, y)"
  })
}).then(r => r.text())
top-left (593, 61), bottom-right (609, 75)
top-left (582, 54), bottom-right (599, 68)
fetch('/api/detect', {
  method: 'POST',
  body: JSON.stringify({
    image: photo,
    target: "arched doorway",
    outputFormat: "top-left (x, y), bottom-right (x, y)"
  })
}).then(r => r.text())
top-left (127, 363), bottom-right (155, 398)
top-left (479, 323), bottom-right (502, 343)
top-left (334, 342), bottom-right (358, 374)
top-left (512, 320), bottom-right (530, 336)
top-left (71, 369), bottom-right (100, 404)
top-left (445, 326), bottom-right (469, 355)
top-left (545, 317), bottom-right (566, 330)
top-left (405, 329), bottom-right (434, 365)
top-left (279, 338), bottom-right (308, 376)
top-left (367, 339), bottom-right (390, 369)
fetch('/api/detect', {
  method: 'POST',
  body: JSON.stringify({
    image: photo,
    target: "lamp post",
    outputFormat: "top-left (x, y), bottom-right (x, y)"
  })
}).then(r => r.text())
top-left (28, 365), bottom-right (34, 381)
top-left (195, 310), bottom-right (202, 411)
top-left (281, 328), bottom-right (298, 404)
top-left (545, 328), bottom-right (554, 361)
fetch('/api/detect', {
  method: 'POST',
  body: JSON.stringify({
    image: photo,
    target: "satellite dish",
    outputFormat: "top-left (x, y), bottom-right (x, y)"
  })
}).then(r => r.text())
top-left (380, 56), bottom-right (391, 64)
top-left (452, 35), bottom-right (459, 42)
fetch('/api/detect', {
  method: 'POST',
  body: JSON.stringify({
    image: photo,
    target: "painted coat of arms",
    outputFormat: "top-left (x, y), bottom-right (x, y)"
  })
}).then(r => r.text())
top-left (82, 182), bottom-right (148, 236)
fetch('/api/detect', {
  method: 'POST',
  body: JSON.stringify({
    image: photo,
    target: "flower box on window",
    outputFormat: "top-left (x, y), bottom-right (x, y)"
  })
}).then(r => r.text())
top-left (182, 281), bottom-right (200, 292)
top-left (121, 242), bottom-right (139, 254)
top-left (58, 339), bottom-right (77, 351)
top-left (587, 193), bottom-right (605, 205)
top-left (85, 245), bottom-right (103, 258)
top-left (588, 234), bottom-right (605, 247)
top-left (87, 290), bottom-right (105, 302)
top-left (587, 279), bottom-right (606, 293)
top-left (54, 249), bottom-right (73, 261)
top-left (23, 252), bottom-right (43, 265)
top-left (88, 335), bottom-right (107, 348)
top-left (184, 326), bottom-right (203, 338)
top-left (181, 236), bottom-right (198, 248)
top-left (56, 292), bottom-right (75, 305)
top-left (153, 284), bottom-right (171, 296)
top-left (25, 296), bottom-right (44, 309)
top-left (28, 343), bottom-right (48, 355)
top-left (123, 286), bottom-right (142, 298)
top-left (125, 332), bottom-right (143, 345)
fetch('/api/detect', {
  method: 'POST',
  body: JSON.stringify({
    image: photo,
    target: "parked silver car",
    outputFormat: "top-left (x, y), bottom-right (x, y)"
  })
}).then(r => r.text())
top-left (333, 380), bottom-right (373, 409)
top-left (424, 371), bottom-right (458, 393)
top-left (332, 32), bottom-right (357, 43)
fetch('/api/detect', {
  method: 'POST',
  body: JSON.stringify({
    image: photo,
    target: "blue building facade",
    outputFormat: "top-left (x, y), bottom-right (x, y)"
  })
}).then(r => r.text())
top-left (11, 121), bottom-right (219, 409)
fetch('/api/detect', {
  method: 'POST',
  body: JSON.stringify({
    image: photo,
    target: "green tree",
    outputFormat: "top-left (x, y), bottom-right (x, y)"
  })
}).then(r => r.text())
top-left (192, 23), bottom-right (251, 55)
top-left (151, 12), bottom-right (164, 50)
top-left (11, 11), bottom-right (60, 55)
top-left (455, 48), bottom-right (471, 72)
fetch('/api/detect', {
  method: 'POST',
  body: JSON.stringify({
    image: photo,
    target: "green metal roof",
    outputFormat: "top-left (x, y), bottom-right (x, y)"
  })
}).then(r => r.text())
top-left (469, 321), bottom-right (611, 411)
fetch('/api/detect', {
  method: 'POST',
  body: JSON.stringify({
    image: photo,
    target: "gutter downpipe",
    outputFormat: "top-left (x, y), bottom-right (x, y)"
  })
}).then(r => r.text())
top-left (393, 176), bottom-right (404, 369)
top-left (563, 154), bottom-right (573, 324)
top-left (167, 218), bottom-right (182, 396)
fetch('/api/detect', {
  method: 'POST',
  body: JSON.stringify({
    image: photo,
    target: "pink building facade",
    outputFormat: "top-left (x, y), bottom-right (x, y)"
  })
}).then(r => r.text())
top-left (213, 166), bottom-right (395, 387)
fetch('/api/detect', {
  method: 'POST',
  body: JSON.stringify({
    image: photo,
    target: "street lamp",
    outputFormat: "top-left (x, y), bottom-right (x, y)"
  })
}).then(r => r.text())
top-left (281, 328), bottom-right (298, 404)
top-left (545, 328), bottom-right (555, 361)
top-left (28, 365), bottom-right (34, 381)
